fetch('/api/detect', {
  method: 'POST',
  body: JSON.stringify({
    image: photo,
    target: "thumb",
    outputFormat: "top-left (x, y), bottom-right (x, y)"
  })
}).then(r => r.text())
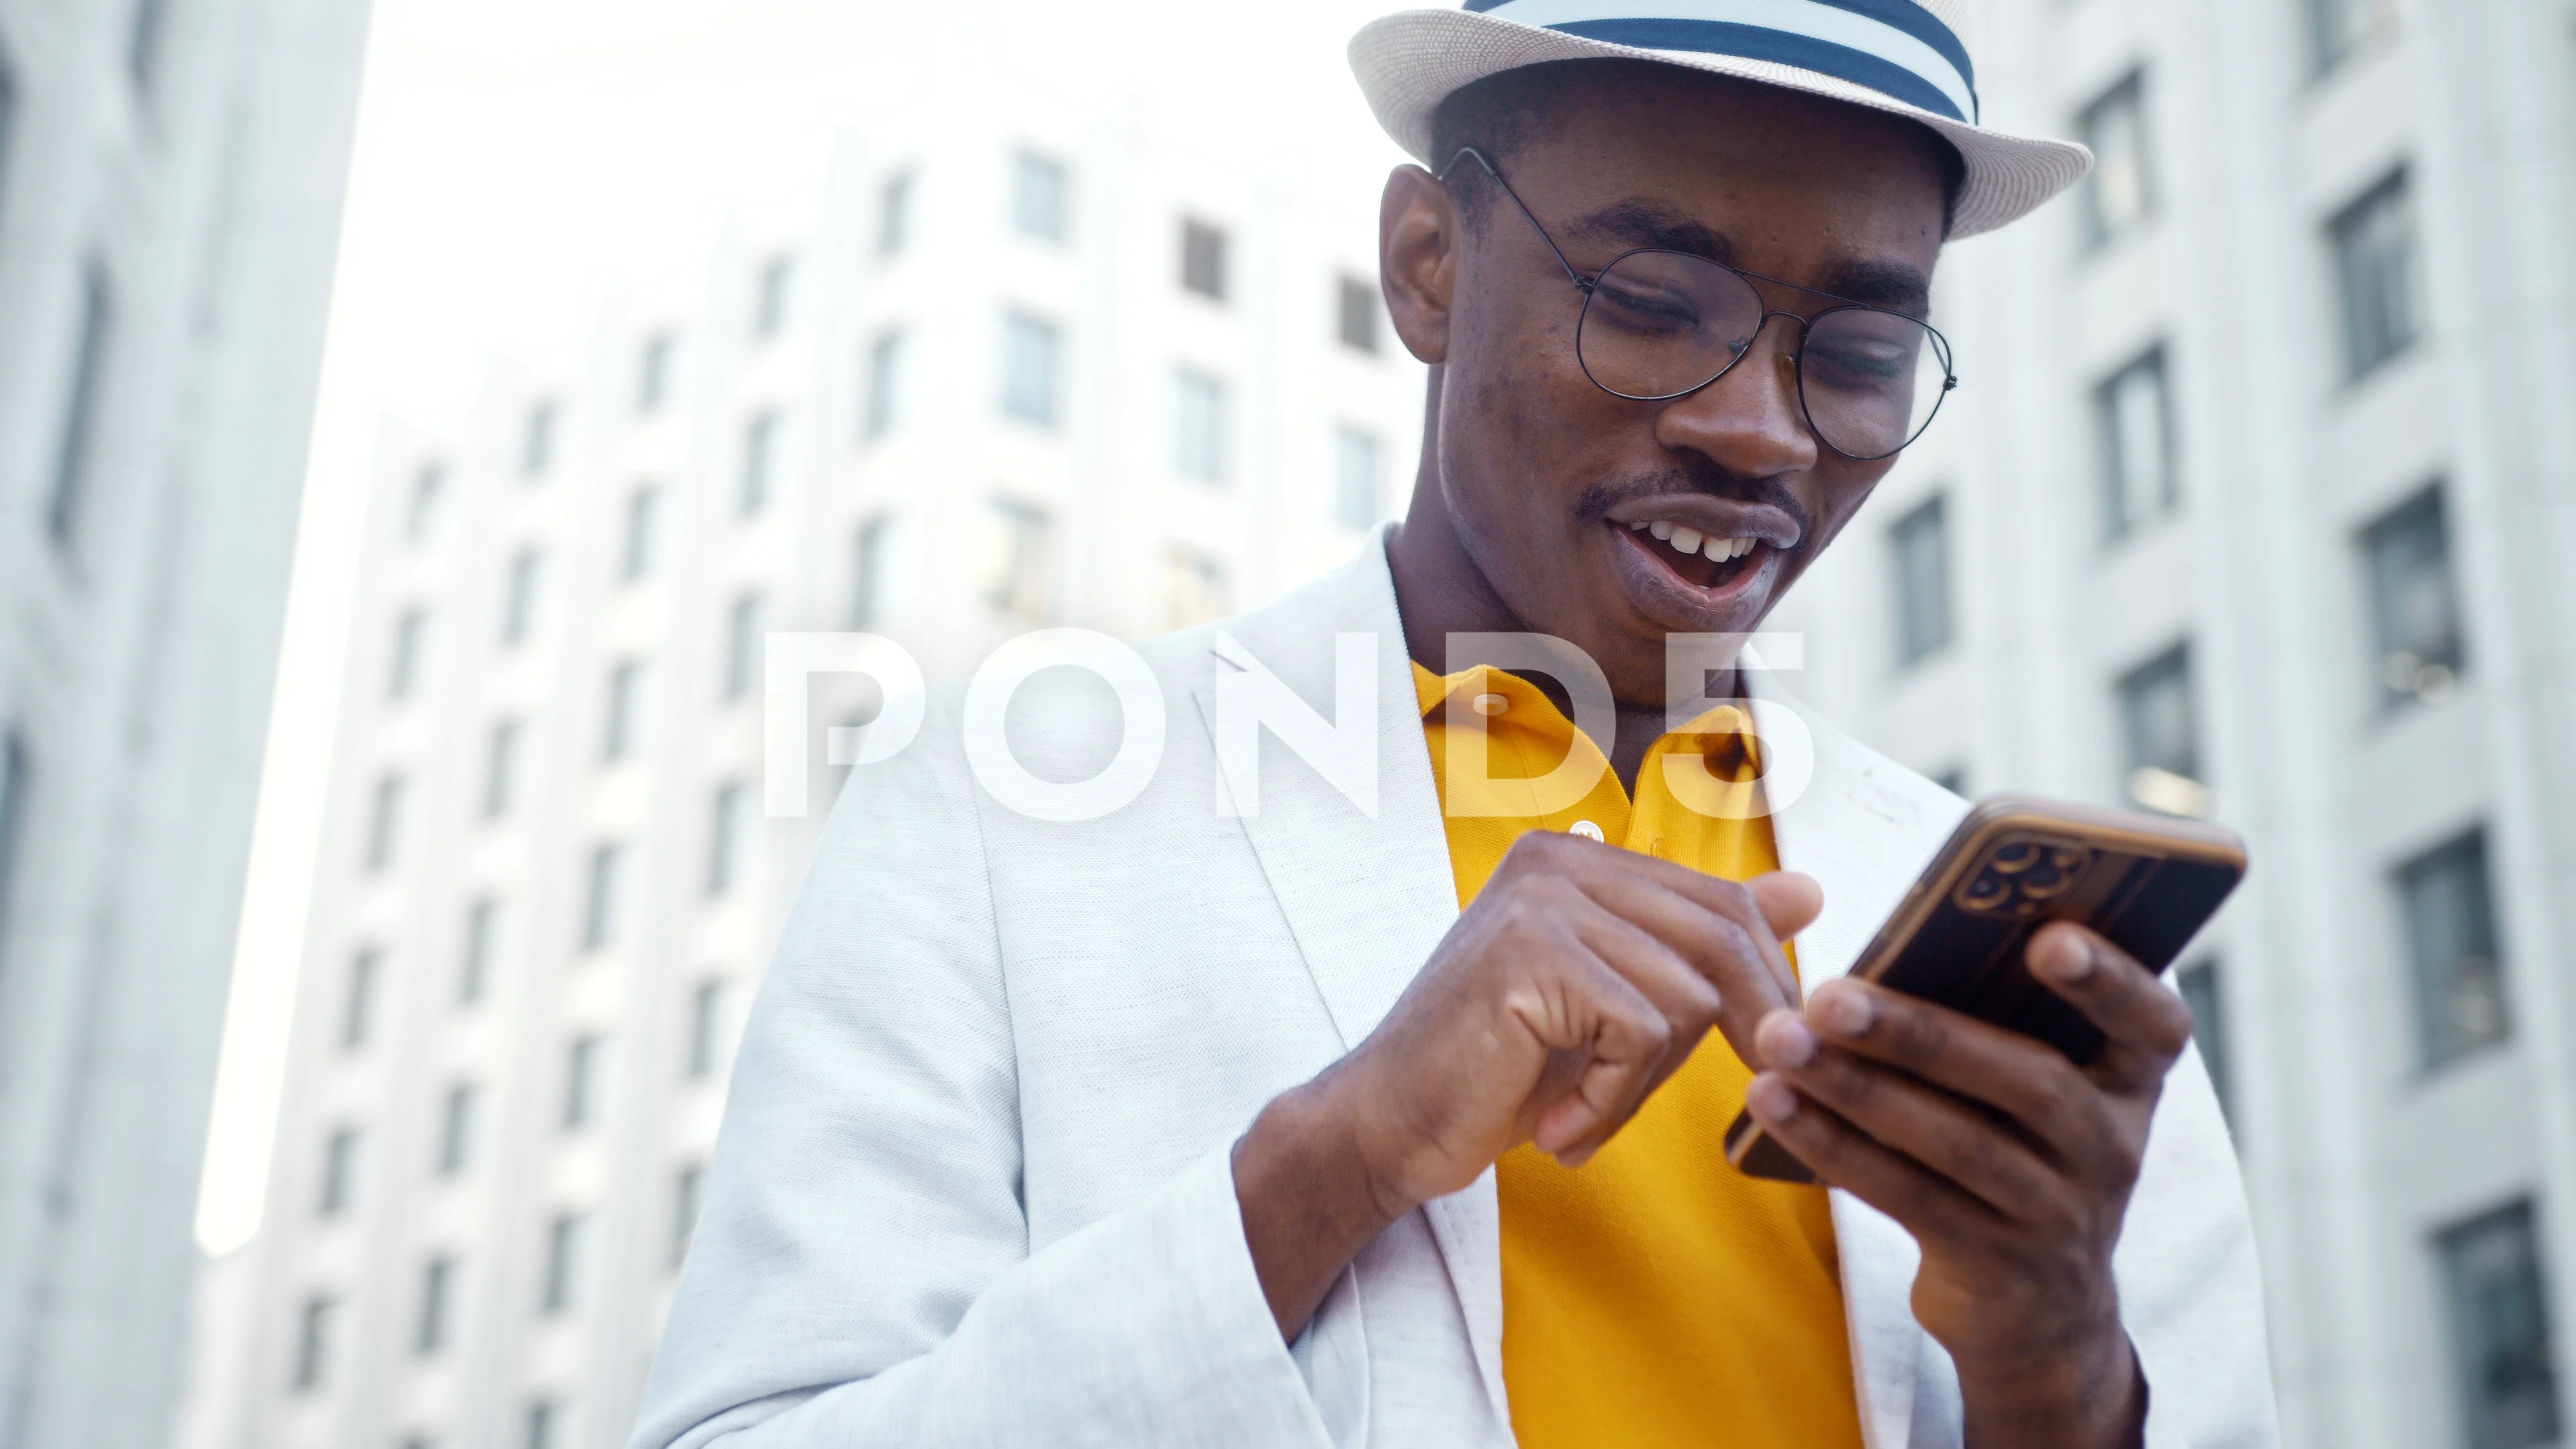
top-left (1750, 871), bottom-right (1825, 940)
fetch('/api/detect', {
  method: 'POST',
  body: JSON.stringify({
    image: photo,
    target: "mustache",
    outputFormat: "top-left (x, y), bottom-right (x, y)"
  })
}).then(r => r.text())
top-left (1572, 464), bottom-right (1813, 543)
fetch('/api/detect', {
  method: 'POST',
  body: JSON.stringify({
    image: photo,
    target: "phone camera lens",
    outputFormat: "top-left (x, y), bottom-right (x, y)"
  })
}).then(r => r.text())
top-left (2021, 867), bottom-right (2073, 901)
top-left (1991, 841), bottom-right (2039, 874)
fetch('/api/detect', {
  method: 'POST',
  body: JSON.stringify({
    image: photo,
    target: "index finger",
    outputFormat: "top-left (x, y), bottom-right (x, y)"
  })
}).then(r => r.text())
top-left (1561, 849), bottom-right (1814, 1056)
top-left (2027, 923), bottom-right (2196, 1094)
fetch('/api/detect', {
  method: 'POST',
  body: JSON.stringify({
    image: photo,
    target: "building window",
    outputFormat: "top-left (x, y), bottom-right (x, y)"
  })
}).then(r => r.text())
top-left (339, 948), bottom-right (379, 1051)
top-left (1338, 274), bottom-right (1381, 353)
top-left (437, 1083), bottom-right (476, 1176)
top-left (415, 1256), bottom-right (455, 1356)
top-left (636, 332), bottom-right (674, 413)
top-left (2078, 72), bottom-right (2153, 248)
top-left (987, 498), bottom-right (1055, 622)
top-left (1167, 547), bottom-right (1231, 630)
top-left (1174, 369), bottom-right (1228, 484)
top-left (2310, 0), bottom-right (2398, 74)
top-left (404, 464), bottom-right (444, 543)
top-left (501, 548), bottom-right (543, 646)
top-left (740, 412), bottom-right (781, 515)
top-left (0, 50), bottom-right (18, 233)
top-left (1181, 218), bottom-right (1229, 301)
top-left (2440, 1200), bottom-right (2561, 1449)
top-left (687, 979), bottom-right (727, 1080)
top-left (2363, 486), bottom-right (2465, 709)
top-left (581, 844), bottom-right (623, 952)
top-left (851, 516), bottom-right (891, 628)
top-left (2117, 643), bottom-right (2206, 816)
top-left (482, 718), bottom-right (521, 820)
top-left (1000, 311), bottom-right (1062, 427)
top-left (864, 329), bottom-right (906, 439)
top-left (1014, 149), bottom-right (1070, 241)
top-left (0, 730), bottom-right (30, 960)
top-left (722, 592), bottom-right (763, 702)
top-left (602, 660), bottom-right (643, 763)
top-left (364, 776), bottom-right (405, 873)
top-left (522, 400), bottom-right (558, 478)
top-left (562, 1036), bottom-right (602, 1130)
top-left (317, 1127), bottom-right (361, 1217)
top-left (541, 1212), bottom-right (584, 1313)
top-left (459, 897), bottom-right (499, 1005)
top-left (753, 255), bottom-right (794, 339)
top-left (878, 170), bottom-right (914, 256)
top-left (2401, 829), bottom-right (2510, 1069)
top-left (706, 783), bottom-right (747, 897)
top-left (2332, 169), bottom-right (2421, 382)
top-left (386, 608), bottom-right (427, 702)
top-left (1889, 494), bottom-right (1953, 668)
top-left (1334, 426), bottom-right (1382, 531)
top-left (127, 0), bottom-right (169, 93)
top-left (673, 1165), bottom-right (704, 1269)
top-left (621, 486), bottom-right (660, 581)
top-left (47, 260), bottom-right (115, 551)
top-left (2175, 958), bottom-right (2235, 1124)
top-left (291, 1295), bottom-right (335, 1391)
top-left (2096, 347), bottom-right (2177, 542)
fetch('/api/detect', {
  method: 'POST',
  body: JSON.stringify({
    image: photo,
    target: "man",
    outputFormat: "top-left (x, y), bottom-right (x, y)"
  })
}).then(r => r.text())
top-left (633, 4), bottom-right (2273, 1446)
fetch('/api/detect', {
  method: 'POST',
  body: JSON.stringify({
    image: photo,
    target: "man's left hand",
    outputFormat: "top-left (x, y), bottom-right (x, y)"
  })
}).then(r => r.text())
top-left (1743, 921), bottom-right (2196, 1449)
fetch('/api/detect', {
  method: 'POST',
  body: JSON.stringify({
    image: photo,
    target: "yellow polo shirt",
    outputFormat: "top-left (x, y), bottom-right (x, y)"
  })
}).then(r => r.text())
top-left (1413, 663), bottom-right (1864, 1449)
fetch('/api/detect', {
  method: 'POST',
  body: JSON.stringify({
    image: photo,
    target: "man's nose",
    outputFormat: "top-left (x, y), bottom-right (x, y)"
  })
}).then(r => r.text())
top-left (1651, 314), bottom-right (1819, 477)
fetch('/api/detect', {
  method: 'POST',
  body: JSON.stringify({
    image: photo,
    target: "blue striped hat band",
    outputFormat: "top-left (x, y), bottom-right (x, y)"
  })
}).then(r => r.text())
top-left (1462, 0), bottom-right (1980, 124)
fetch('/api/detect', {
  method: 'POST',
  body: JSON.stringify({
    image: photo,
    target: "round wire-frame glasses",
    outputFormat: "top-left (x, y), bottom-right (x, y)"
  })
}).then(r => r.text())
top-left (1441, 148), bottom-right (1958, 463)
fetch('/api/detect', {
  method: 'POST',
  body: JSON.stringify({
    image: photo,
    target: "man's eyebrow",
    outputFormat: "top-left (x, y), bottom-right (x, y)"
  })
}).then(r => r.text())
top-left (1563, 198), bottom-right (1935, 317)
top-left (1815, 260), bottom-right (1933, 317)
top-left (1566, 199), bottom-right (1735, 266)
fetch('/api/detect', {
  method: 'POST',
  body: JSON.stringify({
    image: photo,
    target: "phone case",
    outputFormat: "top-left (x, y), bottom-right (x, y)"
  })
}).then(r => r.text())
top-left (1724, 796), bottom-right (2247, 1184)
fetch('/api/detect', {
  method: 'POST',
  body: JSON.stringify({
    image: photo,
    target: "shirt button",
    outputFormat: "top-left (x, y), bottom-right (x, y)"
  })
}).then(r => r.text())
top-left (1569, 820), bottom-right (1605, 842)
top-left (1471, 693), bottom-right (1509, 716)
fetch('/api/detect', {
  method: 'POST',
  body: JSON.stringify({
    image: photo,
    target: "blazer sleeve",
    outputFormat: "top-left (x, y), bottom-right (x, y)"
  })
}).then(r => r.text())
top-left (625, 709), bottom-right (1332, 1449)
top-left (2120, 1041), bottom-right (2285, 1449)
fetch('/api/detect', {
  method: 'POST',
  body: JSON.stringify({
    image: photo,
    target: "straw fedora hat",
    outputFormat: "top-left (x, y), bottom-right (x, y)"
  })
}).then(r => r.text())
top-left (1350, 1), bottom-right (2090, 237)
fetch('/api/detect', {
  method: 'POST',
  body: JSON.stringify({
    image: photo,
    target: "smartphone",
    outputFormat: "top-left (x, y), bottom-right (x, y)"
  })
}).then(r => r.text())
top-left (1723, 796), bottom-right (2247, 1184)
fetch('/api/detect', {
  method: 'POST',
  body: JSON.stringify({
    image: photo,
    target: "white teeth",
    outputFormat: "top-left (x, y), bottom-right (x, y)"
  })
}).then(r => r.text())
top-left (1631, 519), bottom-right (1765, 563)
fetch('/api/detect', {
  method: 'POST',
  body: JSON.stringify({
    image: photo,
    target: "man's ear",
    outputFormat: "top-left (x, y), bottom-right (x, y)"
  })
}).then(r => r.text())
top-left (1379, 165), bottom-right (1459, 366)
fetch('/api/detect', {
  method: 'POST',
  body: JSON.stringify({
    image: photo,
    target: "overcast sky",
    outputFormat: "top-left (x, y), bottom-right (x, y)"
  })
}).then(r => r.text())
top-left (199, 0), bottom-right (1424, 1254)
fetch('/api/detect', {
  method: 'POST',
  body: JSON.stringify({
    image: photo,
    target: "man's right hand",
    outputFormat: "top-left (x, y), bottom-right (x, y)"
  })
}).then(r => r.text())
top-left (1230, 830), bottom-right (1824, 1340)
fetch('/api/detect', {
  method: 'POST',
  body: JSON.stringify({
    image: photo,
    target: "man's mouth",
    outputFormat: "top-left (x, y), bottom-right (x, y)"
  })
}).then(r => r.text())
top-left (1618, 517), bottom-right (1768, 592)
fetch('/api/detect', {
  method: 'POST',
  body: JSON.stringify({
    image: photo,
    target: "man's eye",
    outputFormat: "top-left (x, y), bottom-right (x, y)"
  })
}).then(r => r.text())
top-left (1803, 337), bottom-right (1913, 388)
top-left (1591, 282), bottom-right (1701, 335)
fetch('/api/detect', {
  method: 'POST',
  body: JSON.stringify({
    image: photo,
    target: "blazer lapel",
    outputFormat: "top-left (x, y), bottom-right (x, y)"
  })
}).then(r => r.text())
top-left (1187, 535), bottom-right (1514, 1429)
top-left (1748, 663), bottom-right (1968, 1449)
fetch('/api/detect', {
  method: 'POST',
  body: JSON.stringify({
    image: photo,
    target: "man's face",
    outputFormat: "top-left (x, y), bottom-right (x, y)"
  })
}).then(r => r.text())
top-left (1416, 69), bottom-right (1951, 702)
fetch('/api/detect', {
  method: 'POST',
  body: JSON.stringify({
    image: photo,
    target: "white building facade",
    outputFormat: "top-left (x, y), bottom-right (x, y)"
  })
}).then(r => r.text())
top-left (0, 0), bottom-right (370, 1444)
top-left (218, 2), bottom-right (2576, 1447)
top-left (215, 77), bottom-right (1424, 1449)
top-left (1775, 1), bottom-right (2576, 1446)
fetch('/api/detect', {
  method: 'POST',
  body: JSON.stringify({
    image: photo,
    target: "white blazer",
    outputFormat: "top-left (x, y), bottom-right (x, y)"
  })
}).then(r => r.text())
top-left (631, 536), bottom-right (2279, 1449)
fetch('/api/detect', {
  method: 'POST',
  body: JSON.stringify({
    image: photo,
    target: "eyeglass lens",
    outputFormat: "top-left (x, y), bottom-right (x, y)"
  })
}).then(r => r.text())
top-left (1575, 251), bottom-right (1951, 461)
